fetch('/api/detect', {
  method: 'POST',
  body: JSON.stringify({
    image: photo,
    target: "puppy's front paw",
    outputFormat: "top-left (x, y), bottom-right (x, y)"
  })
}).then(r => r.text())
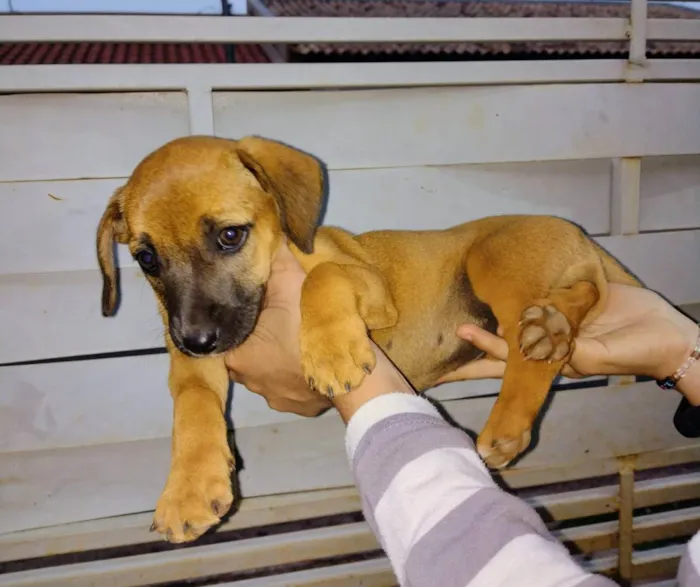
top-left (519, 303), bottom-right (572, 363)
top-left (152, 443), bottom-right (235, 543)
top-left (300, 312), bottom-right (375, 398)
top-left (476, 421), bottom-right (532, 470)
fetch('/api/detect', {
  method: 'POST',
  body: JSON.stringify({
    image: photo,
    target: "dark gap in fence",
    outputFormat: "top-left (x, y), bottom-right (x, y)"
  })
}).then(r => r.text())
top-left (148, 549), bottom-right (387, 587)
top-left (635, 460), bottom-right (700, 481)
top-left (0, 511), bottom-right (364, 574)
top-left (634, 497), bottom-right (700, 519)
top-left (0, 346), bottom-right (167, 368)
top-left (635, 534), bottom-right (695, 552)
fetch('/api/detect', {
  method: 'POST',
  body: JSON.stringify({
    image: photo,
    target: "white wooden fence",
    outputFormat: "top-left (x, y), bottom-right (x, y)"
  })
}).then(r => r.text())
top-left (0, 4), bottom-right (699, 585)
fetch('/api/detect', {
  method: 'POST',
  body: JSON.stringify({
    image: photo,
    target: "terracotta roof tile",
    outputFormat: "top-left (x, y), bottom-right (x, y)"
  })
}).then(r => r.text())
top-left (0, 42), bottom-right (270, 65)
top-left (258, 0), bottom-right (700, 58)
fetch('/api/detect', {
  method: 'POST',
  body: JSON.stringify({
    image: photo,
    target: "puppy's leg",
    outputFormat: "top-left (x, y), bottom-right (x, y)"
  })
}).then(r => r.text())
top-left (478, 283), bottom-right (599, 469)
top-left (466, 224), bottom-right (603, 469)
top-left (152, 343), bottom-right (234, 543)
top-left (300, 261), bottom-right (398, 398)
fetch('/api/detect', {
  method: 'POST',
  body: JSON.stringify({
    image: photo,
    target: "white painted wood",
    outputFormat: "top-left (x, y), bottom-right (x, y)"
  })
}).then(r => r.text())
top-left (648, 18), bottom-right (700, 40)
top-left (0, 61), bottom-right (634, 93)
top-left (0, 93), bottom-right (189, 182)
top-left (0, 160), bottom-right (612, 276)
top-left (0, 487), bottom-right (362, 563)
top-left (214, 84), bottom-right (700, 169)
top-left (0, 353), bottom-right (334, 453)
top-left (640, 155), bottom-right (700, 232)
top-left (0, 14), bottom-right (630, 43)
top-left (0, 347), bottom-right (604, 453)
top-left (3, 84), bottom-right (698, 179)
top-left (3, 60), bottom-right (700, 95)
top-left (0, 478), bottom-right (634, 562)
top-left (597, 230), bottom-right (700, 305)
top-left (627, 0), bottom-right (649, 83)
top-left (215, 559), bottom-right (394, 587)
top-left (2, 157), bottom-right (696, 278)
top-left (186, 86), bottom-right (214, 135)
top-left (2, 231), bottom-right (696, 364)
top-left (0, 522), bottom-right (379, 587)
top-left (634, 473), bottom-right (700, 509)
top-left (611, 158), bottom-right (642, 235)
top-left (0, 381), bottom-right (695, 533)
top-left (646, 58), bottom-right (700, 80)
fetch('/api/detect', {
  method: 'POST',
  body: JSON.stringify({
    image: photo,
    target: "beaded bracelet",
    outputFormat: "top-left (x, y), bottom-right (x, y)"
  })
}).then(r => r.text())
top-left (656, 327), bottom-right (700, 390)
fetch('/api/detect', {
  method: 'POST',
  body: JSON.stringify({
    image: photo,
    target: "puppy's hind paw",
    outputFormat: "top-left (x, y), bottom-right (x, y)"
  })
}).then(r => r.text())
top-left (519, 304), bottom-right (572, 363)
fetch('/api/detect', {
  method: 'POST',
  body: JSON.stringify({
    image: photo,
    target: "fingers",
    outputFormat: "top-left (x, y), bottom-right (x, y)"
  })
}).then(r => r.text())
top-left (456, 324), bottom-right (509, 361)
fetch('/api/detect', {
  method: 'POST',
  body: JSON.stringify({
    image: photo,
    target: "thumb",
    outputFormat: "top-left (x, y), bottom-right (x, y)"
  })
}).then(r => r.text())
top-left (456, 324), bottom-right (509, 362)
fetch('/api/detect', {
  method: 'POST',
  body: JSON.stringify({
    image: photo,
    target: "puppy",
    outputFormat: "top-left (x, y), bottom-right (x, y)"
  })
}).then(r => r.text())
top-left (96, 135), bottom-right (641, 542)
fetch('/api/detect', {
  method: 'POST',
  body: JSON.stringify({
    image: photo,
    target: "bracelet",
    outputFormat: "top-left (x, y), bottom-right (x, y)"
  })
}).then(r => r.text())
top-left (656, 327), bottom-right (700, 390)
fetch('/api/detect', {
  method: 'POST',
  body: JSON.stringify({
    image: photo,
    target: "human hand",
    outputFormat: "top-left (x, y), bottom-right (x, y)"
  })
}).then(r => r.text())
top-left (224, 242), bottom-right (332, 417)
top-left (437, 284), bottom-right (700, 403)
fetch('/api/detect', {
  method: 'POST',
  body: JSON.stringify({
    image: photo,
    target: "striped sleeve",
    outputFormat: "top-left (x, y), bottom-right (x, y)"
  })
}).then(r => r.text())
top-left (345, 393), bottom-right (617, 587)
top-left (679, 532), bottom-right (700, 586)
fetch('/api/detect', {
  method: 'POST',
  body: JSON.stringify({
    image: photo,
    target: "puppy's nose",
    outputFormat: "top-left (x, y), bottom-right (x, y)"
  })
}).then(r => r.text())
top-left (181, 328), bottom-right (219, 355)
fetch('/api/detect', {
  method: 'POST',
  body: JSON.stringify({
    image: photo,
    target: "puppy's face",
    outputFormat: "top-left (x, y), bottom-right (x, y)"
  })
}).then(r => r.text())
top-left (96, 135), bottom-right (325, 357)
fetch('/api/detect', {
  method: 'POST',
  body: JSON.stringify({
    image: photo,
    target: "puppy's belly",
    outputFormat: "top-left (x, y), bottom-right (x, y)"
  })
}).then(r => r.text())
top-left (370, 314), bottom-right (494, 391)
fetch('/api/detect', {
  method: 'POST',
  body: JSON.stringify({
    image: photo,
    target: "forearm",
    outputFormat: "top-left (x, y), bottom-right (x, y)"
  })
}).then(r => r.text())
top-left (337, 374), bottom-right (615, 586)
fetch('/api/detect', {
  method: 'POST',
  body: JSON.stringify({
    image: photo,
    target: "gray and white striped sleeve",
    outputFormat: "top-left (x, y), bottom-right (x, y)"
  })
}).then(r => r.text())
top-left (344, 392), bottom-right (618, 587)
top-left (679, 533), bottom-right (700, 586)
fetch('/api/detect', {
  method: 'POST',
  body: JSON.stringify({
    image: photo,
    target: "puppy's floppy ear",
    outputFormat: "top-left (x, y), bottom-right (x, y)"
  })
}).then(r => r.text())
top-left (96, 186), bottom-right (128, 317)
top-left (236, 136), bottom-right (325, 254)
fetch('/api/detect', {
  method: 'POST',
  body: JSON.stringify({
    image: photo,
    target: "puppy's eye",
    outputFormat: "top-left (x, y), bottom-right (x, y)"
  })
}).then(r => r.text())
top-left (135, 250), bottom-right (159, 275)
top-left (217, 226), bottom-right (248, 252)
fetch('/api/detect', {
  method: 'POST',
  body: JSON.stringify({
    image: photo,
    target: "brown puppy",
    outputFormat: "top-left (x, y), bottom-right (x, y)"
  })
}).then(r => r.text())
top-left (96, 135), bottom-right (641, 543)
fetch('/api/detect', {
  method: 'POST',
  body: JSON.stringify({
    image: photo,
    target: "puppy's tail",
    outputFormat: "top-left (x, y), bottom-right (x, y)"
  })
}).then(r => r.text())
top-left (592, 241), bottom-right (643, 287)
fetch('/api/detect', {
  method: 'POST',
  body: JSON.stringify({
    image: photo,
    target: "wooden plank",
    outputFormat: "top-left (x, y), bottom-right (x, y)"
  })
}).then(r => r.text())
top-left (634, 473), bottom-right (700, 509)
top-left (648, 18), bottom-right (700, 41)
top-left (640, 155), bottom-right (700, 232)
top-left (627, 0), bottom-right (648, 83)
top-left (186, 86), bottom-right (214, 135)
top-left (611, 158), bottom-right (641, 235)
top-left (645, 58), bottom-right (700, 81)
top-left (0, 353), bottom-right (311, 452)
top-left (0, 348), bottom-right (602, 455)
top-left (633, 506), bottom-right (700, 545)
top-left (0, 160), bottom-right (612, 276)
top-left (0, 61), bottom-right (638, 94)
top-left (556, 520), bottom-right (617, 553)
top-left (596, 230), bottom-right (700, 306)
top-left (527, 485), bottom-right (619, 521)
top-left (0, 487), bottom-right (361, 563)
top-left (2, 61), bottom-right (699, 95)
top-left (632, 544), bottom-right (686, 582)
top-left (214, 84), bottom-right (700, 169)
top-left (1, 382), bottom-right (696, 534)
top-left (0, 522), bottom-right (379, 587)
top-left (619, 459), bottom-right (636, 583)
top-left (530, 472), bottom-right (700, 524)
top-left (0, 93), bottom-right (189, 183)
top-left (2, 230), bottom-right (696, 364)
top-left (0, 15), bottom-right (629, 43)
top-left (215, 559), bottom-right (394, 587)
top-left (0, 478), bottom-right (634, 563)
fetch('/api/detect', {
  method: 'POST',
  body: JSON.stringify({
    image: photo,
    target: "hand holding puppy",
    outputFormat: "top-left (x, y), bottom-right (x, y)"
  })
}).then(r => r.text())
top-left (224, 242), bottom-right (333, 417)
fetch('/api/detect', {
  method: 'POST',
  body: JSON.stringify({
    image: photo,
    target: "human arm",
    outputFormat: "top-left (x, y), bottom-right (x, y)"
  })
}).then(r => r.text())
top-left (334, 358), bottom-right (617, 587)
top-left (225, 243), bottom-right (617, 587)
